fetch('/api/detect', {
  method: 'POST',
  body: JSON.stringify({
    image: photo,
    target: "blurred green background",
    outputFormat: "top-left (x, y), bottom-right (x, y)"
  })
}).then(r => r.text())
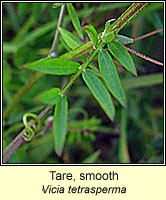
top-left (3, 3), bottom-right (164, 164)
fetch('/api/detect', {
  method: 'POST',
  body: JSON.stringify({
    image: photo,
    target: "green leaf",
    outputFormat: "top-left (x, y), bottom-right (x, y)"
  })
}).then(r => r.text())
top-left (108, 40), bottom-right (137, 75)
top-left (81, 150), bottom-right (101, 163)
top-left (67, 3), bottom-right (84, 38)
top-left (59, 40), bottom-right (92, 60)
top-left (84, 25), bottom-right (98, 48)
top-left (82, 69), bottom-right (115, 121)
top-left (53, 95), bottom-right (68, 156)
top-left (59, 27), bottom-right (82, 49)
top-left (36, 88), bottom-right (61, 105)
top-left (116, 34), bottom-right (133, 44)
top-left (98, 49), bottom-right (126, 106)
top-left (23, 58), bottom-right (80, 75)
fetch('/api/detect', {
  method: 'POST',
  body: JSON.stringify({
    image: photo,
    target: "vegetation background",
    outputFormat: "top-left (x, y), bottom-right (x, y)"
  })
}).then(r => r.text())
top-left (3, 2), bottom-right (164, 164)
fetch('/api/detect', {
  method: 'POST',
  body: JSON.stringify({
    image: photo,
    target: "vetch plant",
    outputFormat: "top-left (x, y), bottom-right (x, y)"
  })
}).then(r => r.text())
top-left (3, 3), bottom-right (163, 163)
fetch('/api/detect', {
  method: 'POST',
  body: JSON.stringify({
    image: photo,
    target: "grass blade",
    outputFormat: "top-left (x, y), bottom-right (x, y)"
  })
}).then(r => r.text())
top-left (108, 40), bottom-right (137, 75)
top-left (98, 49), bottom-right (126, 106)
top-left (22, 58), bottom-right (80, 75)
top-left (36, 88), bottom-right (61, 105)
top-left (122, 73), bottom-right (163, 90)
top-left (13, 14), bottom-right (35, 43)
top-left (118, 107), bottom-right (130, 163)
top-left (4, 3), bottom-right (20, 32)
top-left (67, 3), bottom-right (84, 38)
top-left (82, 69), bottom-right (115, 121)
top-left (53, 95), bottom-right (68, 156)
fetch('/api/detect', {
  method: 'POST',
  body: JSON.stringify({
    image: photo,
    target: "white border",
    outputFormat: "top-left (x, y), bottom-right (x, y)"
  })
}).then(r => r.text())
top-left (1, 1), bottom-right (165, 166)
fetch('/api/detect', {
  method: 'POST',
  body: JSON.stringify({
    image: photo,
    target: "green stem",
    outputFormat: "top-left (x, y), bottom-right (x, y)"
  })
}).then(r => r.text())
top-left (60, 70), bottom-right (82, 95)
top-left (110, 3), bottom-right (148, 33)
top-left (122, 73), bottom-right (163, 90)
top-left (60, 43), bottom-right (104, 95)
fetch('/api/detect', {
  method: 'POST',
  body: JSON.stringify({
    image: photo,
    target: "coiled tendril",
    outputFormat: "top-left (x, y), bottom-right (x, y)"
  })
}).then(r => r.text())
top-left (23, 113), bottom-right (40, 141)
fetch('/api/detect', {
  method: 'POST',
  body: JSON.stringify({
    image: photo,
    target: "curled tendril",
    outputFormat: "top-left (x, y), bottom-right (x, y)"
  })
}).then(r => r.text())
top-left (22, 113), bottom-right (40, 141)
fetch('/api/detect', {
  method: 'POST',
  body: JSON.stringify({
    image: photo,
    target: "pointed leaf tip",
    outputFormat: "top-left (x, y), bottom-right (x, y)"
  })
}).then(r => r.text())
top-left (108, 40), bottom-right (137, 75)
top-left (23, 58), bottom-right (80, 75)
top-left (98, 49), bottom-right (126, 106)
top-left (53, 95), bottom-right (68, 156)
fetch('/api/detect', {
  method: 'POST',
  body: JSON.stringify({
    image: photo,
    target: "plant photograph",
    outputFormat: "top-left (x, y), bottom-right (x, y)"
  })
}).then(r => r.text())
top-left (2, 2), bottom-right (164, 164)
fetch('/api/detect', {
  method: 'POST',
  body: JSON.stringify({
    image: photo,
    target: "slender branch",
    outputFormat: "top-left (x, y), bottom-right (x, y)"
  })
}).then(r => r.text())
top-left (110, 3), bottom-right (148, 33)
top-left (126, 46), bottom-right (163, 66)
top-left (49, 4), bottom-right (65, 55)
top-left (3, 129), bottom-right (24, 156)
top-left (60, 47), bottom-right (102, 95)
top-left (122, 29), bottom-right (163, 45)
top-left (60, 70), bottom-right (81, 95)
top-left (38, 104), bottom-right (53, 120)
top-left (3, 104), bottom-right (52, 158)
top-left (133, 28), bottom-right (163, 42)
top-left (3, 137), bottom-right (24, 163)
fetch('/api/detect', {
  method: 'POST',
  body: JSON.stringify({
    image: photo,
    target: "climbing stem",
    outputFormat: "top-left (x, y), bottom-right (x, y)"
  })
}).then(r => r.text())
top-left (60, 42), bottom-right (105, 95)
